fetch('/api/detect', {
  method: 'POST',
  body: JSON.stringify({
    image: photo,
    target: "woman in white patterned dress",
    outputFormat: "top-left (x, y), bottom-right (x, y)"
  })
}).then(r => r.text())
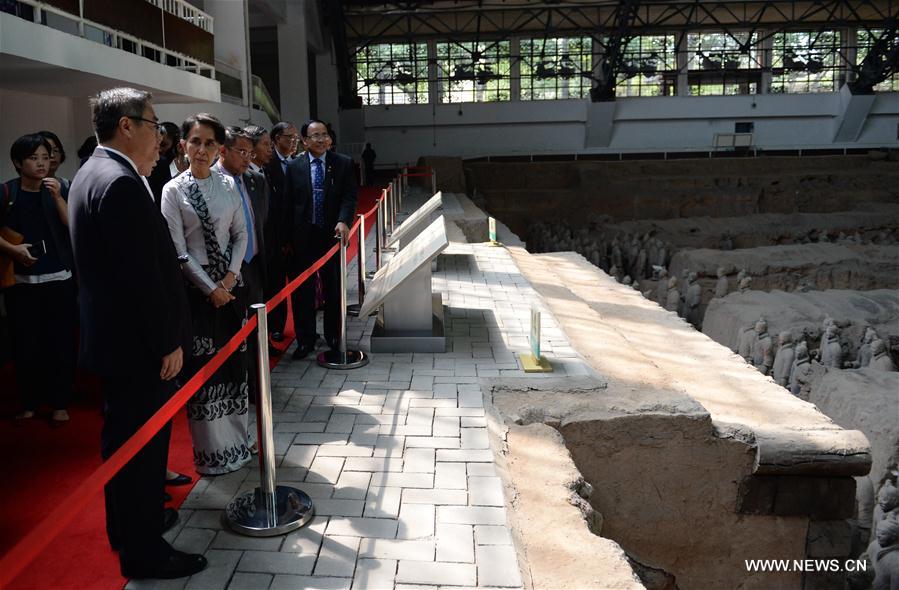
top-left (161, 113), bottom-right (253, 475)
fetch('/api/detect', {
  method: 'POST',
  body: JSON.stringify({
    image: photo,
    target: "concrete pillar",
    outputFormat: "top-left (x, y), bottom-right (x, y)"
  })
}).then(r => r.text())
top-left (758, 30), bottom-right (773, 94)
top-left (510, 37), bottom-right (521, 102)
top-left (843, 27), bottom-right (857, 87)
top-left (316, 49), bottom-right (340, 139)
top-left (427, 39), bottom-right (438, 104)
top-left (278, 0), bottom-right (310, 124)
top-left (676, 32), bottom-right (689, 96)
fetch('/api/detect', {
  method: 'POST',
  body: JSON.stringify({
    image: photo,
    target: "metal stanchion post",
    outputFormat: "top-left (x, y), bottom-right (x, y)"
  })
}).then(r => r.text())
top-left (318, 237), bottom-right (369, 369)
top-left (347, 214), bottom-right (367, 317)
top-left (369, 200), bottom-right (382, 278)
top-left (391, 180), bottom-right (398, 229)
top-left (225, 304), bottom-right (314, 536)
top-left (380, 189), bottom-right (396, 254)
top-left (430, 168), bottom-right (436, 195)
top-left (402, 166), bottom-right (408, 192)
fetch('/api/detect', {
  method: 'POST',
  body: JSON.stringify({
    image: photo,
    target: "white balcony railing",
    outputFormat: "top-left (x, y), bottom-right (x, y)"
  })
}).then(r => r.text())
top-left (5, 0), bottom-right (215, 78)
top-left (147, 0), bottom-right (213, 33)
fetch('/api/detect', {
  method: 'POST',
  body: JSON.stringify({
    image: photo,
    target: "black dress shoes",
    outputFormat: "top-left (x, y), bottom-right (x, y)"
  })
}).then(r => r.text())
top-left (122, 549), bottom-right (208, 580)
top-left (165, 472), bottom-right (192, 486)
top-left (292, 342), bottom-right (316, 360)
top-left (163, 507), bottom-right (179, 533)
top-left (271, 331), bottom-right (285, 342)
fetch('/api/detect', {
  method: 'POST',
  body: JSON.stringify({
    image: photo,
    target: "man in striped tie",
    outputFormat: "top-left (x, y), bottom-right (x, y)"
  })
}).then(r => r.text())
top-left (283, 119), bottom-right (357, 360)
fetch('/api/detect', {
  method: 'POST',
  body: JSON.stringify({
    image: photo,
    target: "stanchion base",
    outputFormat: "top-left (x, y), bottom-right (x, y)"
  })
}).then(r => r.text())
top-left (317, 349), bottom-right (369, 369)
top-left (347, 303), bottom-right (378, 318)
top-left (224, 486), bottom-right (314, 537)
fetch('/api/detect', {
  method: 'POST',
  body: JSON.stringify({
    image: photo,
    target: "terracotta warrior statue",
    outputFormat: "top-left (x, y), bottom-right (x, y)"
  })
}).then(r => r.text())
top-left (665, 277), bottom-right (680, 313)
top-left (752, 317), bottom-right (775, 375)
top-left (737, 322), bottom-right (758, 361)
top-left (656, 268), bottom-right (669, 306)
top-left (870, 339), bottom-right (897, 372)
top-left (714, 266), bottom-right (729, 299)
top-left (789, 341), bottom-right (813, 397)
top-left (859, 327), bottom-right (878, 368)
top-left (820, 323), bottom-right (844, 368)
top-left (772, 331), bottom-right (795, 386)
top-left (685, 271), bottom-right (703, 327)
top-left (739, 276), bottom-right (752, 293)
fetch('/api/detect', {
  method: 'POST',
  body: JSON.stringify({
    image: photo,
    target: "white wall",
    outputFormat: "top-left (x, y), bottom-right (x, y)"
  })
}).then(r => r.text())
top-left (359, 92), bottom-right (899, 166)
top-left (0, 90), bottom-right (271, 182)
top-left (154, 102), bottom-right (272, 132)
top-left (0, 89), bottom-right (84, 182)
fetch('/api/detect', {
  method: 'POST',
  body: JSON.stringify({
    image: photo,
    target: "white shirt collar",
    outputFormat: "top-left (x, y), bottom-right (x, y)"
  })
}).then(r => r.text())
top-left (248, 162), bottom-right (262, 174)
top-left (308, 151), bottom-right (327, 166)
top-left (275, 149), bottom-right (292, 163)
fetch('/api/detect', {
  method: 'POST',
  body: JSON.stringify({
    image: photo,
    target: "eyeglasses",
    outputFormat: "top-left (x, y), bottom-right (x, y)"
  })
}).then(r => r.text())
top-left (281, 134), bottom-right (299, 141)
top-left (306, 133), bottom-right (329, 142)
top-left (129, 116), bottom-right (164, 135)
top-left (229, 147), bottom-right (256, 159)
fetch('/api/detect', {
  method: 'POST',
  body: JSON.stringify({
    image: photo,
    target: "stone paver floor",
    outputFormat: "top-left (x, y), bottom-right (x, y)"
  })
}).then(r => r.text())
top-left (128, 191), bottom-right (591, 590)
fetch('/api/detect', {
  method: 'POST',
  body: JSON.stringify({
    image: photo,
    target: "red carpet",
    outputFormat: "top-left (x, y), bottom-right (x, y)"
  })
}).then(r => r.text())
top-left (0, 186), bottom-right (382, 589)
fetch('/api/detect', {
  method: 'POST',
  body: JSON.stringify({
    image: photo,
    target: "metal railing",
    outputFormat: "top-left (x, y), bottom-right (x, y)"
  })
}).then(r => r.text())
top-left (148, 0), bottom-right (214, 32)
top-left (252, 75), bottom-right (281, 124)
top-left (5, 0), bottom-right (215, 78)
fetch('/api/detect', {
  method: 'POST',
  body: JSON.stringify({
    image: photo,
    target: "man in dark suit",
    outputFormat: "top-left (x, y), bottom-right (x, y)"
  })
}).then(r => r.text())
top-left (262, 121), bottom-right (298, 343)
top-left (68, 87), bottom-right (206, 580)
top-left (215, 127), bottom-right (269, 391)
top-left (283, 119), bottom-right (357, 359)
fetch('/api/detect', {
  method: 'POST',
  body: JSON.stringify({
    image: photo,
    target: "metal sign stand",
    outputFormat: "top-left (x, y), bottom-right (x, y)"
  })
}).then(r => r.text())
top-left (519, 306), bottom-right (553, 373)
top-left (225, 304), bottom-right (314, 536)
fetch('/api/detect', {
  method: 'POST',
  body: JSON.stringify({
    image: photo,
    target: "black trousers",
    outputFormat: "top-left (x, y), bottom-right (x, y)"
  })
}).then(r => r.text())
top-left (242, 256), bottom-right (264, 398)
top-left (291, 225), bottom-right (340, 347)
top-left (264, 248), bottom-right (288, 335)
top-left (5, 278), bottom-right (77, 411)
top-left (102, 371), bottom-right (174, 570)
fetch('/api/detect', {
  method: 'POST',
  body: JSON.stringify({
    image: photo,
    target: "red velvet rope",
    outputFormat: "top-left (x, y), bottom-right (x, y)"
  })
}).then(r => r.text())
top-left (0, 196), bottom-right (383, 588)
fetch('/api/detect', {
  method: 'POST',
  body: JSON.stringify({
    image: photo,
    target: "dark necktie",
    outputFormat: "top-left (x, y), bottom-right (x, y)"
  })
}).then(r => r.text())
top-left (312, 158), bottom-right (325, 227)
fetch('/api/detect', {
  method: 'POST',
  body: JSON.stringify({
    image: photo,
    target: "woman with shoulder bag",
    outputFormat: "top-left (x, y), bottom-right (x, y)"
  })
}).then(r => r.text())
top-left (0, 133), bottom-right (77, 425)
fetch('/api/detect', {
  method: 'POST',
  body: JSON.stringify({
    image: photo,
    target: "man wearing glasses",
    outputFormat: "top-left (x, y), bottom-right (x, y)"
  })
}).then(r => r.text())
top-left (283, 119), bottom-right (357, 360)
top-left (214, 127), bottom-right (269, 391)
top-left (68, 87), bottom-right (203, 579)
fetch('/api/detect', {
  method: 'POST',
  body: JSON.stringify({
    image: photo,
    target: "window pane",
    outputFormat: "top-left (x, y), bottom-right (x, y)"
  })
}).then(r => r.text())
top-left (857, 29), bottom-right (899, 92)
top-left (355, 43), bottom-right (429, 105)
top-left (770, 30), bottom-right (842, 93)
top-left (615, 35), bottom-right (677, 97)
top-left (520, 37), bottom-right (592, 100)
top-left (437, 41), bottom-right (511, 103)
top-left (687, 31), bottom-right (761, 95)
